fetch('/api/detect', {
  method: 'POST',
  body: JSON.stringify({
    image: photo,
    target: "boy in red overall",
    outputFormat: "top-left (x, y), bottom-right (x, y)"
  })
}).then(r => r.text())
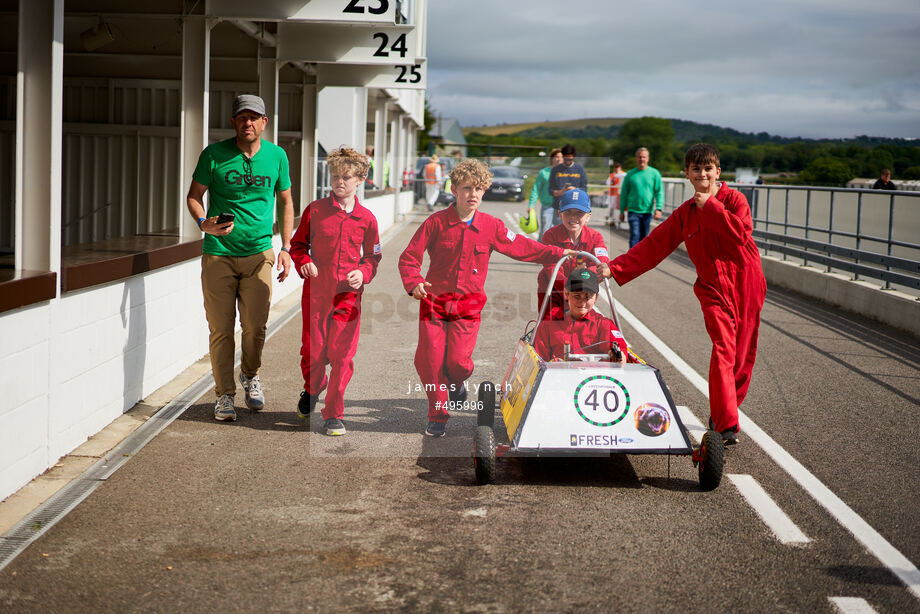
top-left (537, 189), bottom-right (610, 320)
top-left (290, 147), bottom-right (382, 436)
top-left (533, 269), bottom-right (627, 363)
top-left (399, 159), bottom-right (576, 437)
top-left (609, 143), bottom-right (766, 445)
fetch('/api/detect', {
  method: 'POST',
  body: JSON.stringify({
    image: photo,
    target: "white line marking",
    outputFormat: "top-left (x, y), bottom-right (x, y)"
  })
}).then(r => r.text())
top-left (675, 405), bottom-right (705, 444)
top-left (598, 293), bottom-right (920, 601)
top-left (829, 597), bottom-right (878, 614)
top-left (728, 474), bottom-right (811, 545)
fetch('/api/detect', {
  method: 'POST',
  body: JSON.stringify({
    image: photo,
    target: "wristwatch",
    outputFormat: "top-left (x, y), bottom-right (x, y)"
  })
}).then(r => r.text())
top-left (280, 246), bottom-right (291, 253)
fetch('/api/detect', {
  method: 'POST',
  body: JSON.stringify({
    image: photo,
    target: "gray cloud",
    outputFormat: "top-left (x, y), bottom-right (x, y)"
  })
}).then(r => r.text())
top-left (425, 0), bottom-right (920, 138)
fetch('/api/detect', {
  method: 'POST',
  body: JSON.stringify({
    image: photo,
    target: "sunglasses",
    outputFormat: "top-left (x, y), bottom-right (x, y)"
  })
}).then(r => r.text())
top-left (242, 156), bottom-right (253, 186)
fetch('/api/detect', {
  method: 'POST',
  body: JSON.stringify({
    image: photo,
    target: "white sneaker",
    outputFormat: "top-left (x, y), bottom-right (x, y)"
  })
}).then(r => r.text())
top-left (239, 373), bottom-right (264, 411)
top-left (214, 394), bottom-right (236, 421)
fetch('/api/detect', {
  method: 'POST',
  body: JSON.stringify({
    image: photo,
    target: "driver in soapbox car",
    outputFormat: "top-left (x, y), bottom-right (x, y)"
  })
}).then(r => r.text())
top-left (532, 268), bottom-right (628, 365)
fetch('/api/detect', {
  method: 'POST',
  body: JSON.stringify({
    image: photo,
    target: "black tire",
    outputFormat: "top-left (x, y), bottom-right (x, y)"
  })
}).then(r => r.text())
top-left (474, 426), bottom-right (496, 485)
top-left (477, 381), bottom-right (496, 428)
top-left (698, 430), bottom-right (724, 491)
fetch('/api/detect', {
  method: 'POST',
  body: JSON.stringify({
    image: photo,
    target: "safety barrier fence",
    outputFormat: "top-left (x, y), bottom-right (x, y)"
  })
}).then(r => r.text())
top-left (661, 179), bottom-right (920, 295)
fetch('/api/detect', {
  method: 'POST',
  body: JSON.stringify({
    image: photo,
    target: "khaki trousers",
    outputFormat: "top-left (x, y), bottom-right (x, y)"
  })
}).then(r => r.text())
top-left (201, 249), bottom-right (275, 397)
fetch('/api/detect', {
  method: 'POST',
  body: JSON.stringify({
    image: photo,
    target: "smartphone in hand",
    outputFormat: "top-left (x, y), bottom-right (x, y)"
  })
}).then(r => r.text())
top-left (216, 212), bottom-right (235, 225)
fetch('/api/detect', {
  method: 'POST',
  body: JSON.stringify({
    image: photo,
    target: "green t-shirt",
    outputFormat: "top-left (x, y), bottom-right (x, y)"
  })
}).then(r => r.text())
top-left (620, 166), bottom-right (664, 215)
top-left (529, 166), bottom-right (554, 208)
top-left (192, 138), bottom-right (292, 257)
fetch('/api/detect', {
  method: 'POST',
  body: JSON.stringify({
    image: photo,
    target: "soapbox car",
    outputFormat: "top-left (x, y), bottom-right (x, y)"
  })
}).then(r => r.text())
top-left (472, 252), bottom-right (724, 490)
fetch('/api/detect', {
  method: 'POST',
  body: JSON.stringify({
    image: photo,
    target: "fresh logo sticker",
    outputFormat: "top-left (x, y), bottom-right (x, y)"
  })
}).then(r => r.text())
top-left (594, 247), bottom-right (608, 257)
top-left (373, 243), bottom-right (382, 255)
top-left (506, 229), bottom-right (517, 242)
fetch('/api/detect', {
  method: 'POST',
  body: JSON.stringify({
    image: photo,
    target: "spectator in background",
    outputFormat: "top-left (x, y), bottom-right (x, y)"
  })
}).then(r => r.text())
top-left (528, 147), bottom-right (563, 239)
top-left (549, 144), bottom-right (588, 215)
top-left (606, 161), bottom-right (625, 211)
top-left (619, 147), bottom-right (664, 248)
top-left (873, 169), bottom-right (898, 191)
top-left (365, 145), bottom-right (376, 189)
top-left (424, 155), bottom-right (443, 211)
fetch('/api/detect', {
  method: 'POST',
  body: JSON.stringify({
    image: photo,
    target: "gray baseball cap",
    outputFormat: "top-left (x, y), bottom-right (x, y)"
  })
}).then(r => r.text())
top-left (233, 94), bottom-right (266, 117)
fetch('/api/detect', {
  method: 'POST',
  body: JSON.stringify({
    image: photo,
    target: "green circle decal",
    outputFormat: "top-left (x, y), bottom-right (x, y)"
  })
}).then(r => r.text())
top-left (573, 375), bottom-right (631, 427)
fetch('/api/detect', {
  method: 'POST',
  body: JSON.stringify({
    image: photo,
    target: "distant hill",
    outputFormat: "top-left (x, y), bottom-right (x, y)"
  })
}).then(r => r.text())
top-left (465, 118), bottom-right (630, 139)
top-left (465, 117), bottom-right (915, 146)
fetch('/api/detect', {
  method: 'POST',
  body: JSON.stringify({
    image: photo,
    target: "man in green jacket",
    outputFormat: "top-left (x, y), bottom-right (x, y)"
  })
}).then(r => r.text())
top-left (527, 147), bottom-right (562, 239)
top-left (619, 147), bottom-right (664, 247)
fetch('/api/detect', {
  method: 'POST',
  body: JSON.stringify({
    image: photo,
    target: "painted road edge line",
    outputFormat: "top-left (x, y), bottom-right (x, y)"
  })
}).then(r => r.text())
top-left (829, 597), bottom-right (878, 614)
top-left (602, 293), bottom-right (920, 601)
top-left (675, 406), bottom-right (705, 444)
top-left (728, 474), bottom-right (810, 545)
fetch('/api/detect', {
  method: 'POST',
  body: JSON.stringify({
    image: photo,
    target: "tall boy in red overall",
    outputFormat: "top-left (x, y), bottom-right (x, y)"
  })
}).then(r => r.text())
top-left (609, 144), bottom-right (766, 445)
top-left (290, 147), bottom-right (381, 436)
top-left (399, 159), bottom-right (575, 437)
top-left (537, 189), bottom-right (610, 320)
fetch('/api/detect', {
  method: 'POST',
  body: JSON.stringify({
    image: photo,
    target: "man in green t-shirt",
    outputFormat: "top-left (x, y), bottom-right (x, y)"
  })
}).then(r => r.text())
top-left (186, 94), bottom-right (294, 422)
top-left (618, 147), bottom-right (665, 248)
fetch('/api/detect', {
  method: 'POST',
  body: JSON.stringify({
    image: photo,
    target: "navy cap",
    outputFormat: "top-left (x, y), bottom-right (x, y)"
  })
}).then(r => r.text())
top-left (559, 189), bottom-right (591, 213)
top-left (566, 268), bottom-right (599, 294)
top-left (233, 94), bottom-right (266, 117)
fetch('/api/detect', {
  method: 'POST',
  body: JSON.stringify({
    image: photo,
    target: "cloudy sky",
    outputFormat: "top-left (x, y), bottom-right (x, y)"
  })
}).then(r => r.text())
top-left (425, 0), bottom-right (920, 139)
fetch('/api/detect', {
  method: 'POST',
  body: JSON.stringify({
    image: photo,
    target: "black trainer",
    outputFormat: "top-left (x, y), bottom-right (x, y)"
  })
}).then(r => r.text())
top-left (425, 421), bottom-right (446, 437)
top-left (448, 382), bottom-right (467, 404)
top-left (709, 417), bottom-right (739, 446)
top-left (298, 391), bottom-right (317, 418)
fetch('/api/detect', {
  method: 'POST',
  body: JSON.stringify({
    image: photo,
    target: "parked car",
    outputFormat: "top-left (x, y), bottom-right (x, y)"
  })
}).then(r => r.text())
top-left (486, 166), bottom-right (526, 201)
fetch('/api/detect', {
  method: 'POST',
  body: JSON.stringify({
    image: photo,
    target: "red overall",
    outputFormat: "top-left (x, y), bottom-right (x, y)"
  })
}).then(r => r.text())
top-left (610, 183), bottom-right (766, 433)
top-left (290, 196), bottom-right (381, 421)
top-left (399, 207), bottom-right (565, 422)
top-left (537, 224), bottom-right (610, 320)
top-left (533, 310), bottom-right (627, 361)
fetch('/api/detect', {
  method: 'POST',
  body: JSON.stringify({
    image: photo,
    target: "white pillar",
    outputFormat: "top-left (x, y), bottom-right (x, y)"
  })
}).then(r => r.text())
top-left (15, 0), bottom-right (64, 277)
top-left (300, 80), bottom-right (317, 209)
top-left (259, 58), bottom-right (280, 144)
top-left (179, 16), bottom-right (210, 241)
top-left (408, 122), bottom-right (418, 167)
top-left (317, 87), bottom-right (368, 153)
top-left (390, 113), bottom-right (401, 195)
top-left (373, 97), bottom-right (388, 188)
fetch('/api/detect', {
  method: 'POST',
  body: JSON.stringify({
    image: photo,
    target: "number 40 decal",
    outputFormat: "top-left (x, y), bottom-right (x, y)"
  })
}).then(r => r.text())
top-left (395, 64), bottom-right (422, 84)
top-left (343, 0), bottom-right (389, 15)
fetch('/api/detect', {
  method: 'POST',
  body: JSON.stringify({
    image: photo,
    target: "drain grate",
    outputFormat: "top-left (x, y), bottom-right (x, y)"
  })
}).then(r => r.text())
top-left (0, 299), bottom-right (302, 572)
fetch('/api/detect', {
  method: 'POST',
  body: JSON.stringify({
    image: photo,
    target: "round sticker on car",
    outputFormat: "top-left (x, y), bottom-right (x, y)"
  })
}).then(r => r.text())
top-left (573, 375), bottom-right (630, 427)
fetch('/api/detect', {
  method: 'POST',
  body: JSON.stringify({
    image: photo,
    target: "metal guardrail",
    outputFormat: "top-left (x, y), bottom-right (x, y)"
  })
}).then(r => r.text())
top-left (661, 179), bottom-right (920, 294)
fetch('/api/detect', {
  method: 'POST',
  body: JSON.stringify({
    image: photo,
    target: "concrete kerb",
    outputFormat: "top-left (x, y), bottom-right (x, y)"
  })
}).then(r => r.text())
top-left (0, 215), bottom-right (412, 540)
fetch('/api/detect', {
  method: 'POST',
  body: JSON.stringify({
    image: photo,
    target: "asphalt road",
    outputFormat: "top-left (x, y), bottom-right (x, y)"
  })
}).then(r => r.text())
top-left (1, 198), bottom-right (918, 613)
